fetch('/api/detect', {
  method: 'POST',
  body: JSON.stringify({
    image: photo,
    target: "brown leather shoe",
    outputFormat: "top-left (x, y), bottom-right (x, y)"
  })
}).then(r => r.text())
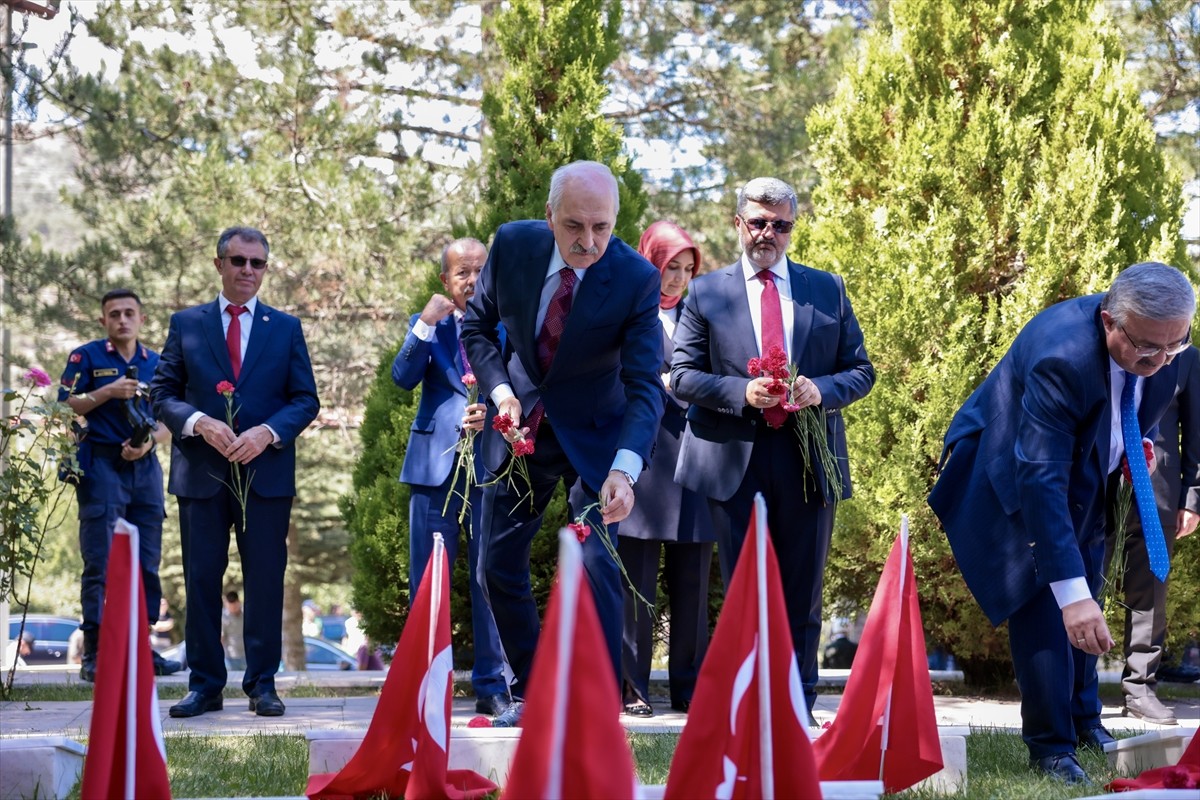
top-left (1123, 694), bottom-right (1178, 725)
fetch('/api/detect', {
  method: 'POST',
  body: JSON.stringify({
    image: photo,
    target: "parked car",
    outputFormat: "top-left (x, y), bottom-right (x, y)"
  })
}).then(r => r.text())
top-left (6, 615), bottom-right (79, 665)
top-left (161, 636), bottom-right (357, 672)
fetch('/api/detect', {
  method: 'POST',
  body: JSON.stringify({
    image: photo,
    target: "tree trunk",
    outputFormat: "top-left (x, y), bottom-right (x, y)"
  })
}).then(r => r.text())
top-left (282, 521), bottom-right (305, 671)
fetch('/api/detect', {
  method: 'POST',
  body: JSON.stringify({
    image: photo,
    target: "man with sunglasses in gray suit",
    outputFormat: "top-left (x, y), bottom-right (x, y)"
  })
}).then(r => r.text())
top-left (671, 177), bottom-right (875, 714)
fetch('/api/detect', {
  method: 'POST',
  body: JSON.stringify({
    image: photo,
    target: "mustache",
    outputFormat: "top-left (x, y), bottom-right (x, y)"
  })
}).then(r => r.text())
top-left (570, 243), bottom-right (599, 256)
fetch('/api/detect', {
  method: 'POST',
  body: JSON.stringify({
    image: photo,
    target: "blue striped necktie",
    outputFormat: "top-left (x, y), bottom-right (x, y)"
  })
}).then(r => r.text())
top-left (1120, 371), bottom-right (1169, 581)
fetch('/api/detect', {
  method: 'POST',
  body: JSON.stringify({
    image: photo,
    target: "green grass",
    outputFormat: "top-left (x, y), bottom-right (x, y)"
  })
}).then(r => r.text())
top-left (46, 728), bottom-right (1169, 799)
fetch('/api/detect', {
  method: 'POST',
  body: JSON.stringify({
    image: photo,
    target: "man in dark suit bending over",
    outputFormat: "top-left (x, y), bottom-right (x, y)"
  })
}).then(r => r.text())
top-left (929, 262), bottom-right (1195, 783)
top-left (462, 161), bottom-right (664, 726)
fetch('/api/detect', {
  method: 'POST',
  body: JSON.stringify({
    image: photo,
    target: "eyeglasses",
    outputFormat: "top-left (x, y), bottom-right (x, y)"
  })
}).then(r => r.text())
top-left (1117, 323), bottom-right (1191, 358)
top-left (224, 255), bottom-right (268, 270)
top-left (739, 215), bottom-right (795, 235)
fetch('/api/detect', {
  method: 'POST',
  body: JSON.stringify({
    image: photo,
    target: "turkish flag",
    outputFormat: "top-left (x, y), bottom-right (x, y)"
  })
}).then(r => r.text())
top-left (1106, 729), bottom-right (1200, 791)
top-left (500, 529), bottom-right (638, 799)
top-left (664, 495), bottom-right (822, 799)
top-left (80, 518), bottom-right (172, 800)
top-left (306, 535), bottom-right (496, 800)
top-left (813, 517), bottom-right (943, 792)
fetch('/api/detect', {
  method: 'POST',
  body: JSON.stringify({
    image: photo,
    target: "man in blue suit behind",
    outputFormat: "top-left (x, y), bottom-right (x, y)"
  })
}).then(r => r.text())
top-left (392, 237), bottom-right (508, 717)
top-left (462, 161), bottom-right (664, 725)
top-left (152, 226), bottom-right (320, 719)
top-left (929, 262), bottom-right (1195, 783)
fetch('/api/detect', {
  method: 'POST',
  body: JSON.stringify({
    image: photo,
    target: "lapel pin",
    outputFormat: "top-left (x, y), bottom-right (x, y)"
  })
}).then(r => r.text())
top-left (262, 315), bottom-right (270, 322)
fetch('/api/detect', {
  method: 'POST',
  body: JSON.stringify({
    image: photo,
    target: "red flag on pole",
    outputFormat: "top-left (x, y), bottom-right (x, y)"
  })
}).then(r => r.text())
top-left (813, 516), bottom-right (943, 793)
top-left (664, 495), bottom-right (822, 799)
top-left (500, 529), bottom-right (638, 799)
top-left (306, 534), bottom-right (496, 800)
top-left (80, 518), bottom-right (172, 800)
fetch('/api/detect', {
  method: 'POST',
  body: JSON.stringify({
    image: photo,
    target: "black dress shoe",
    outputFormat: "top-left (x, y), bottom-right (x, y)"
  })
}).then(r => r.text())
top-left (249, 691), bottom-right (286, 717)
top-left (491, 700), bottom-right (524, 728)
top-left (169, 691), bottom-right (223, 718)
top-left (152, 652), bottom-right (183, 676)
top-left (622, 700), bottom-right (654, 717)
top-left (79, 662), bottom-right (96, 683)
top-left (475, 693), bottom-right (511, 716)
top-left (1078, 725), bottom-right (1116, 751)
top-left (1030, 752), bottom-right (1090, 784)
top-left (670, 700), bottom-right (691, 713)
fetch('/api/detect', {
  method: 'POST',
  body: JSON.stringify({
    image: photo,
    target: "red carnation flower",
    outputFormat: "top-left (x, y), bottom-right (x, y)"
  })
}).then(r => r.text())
top-left (568, 521), bottom-right (591, 543)
top-left (492, 413), bottom-right (514, 435)
top-left (512, 439), bottom-right (535, 457)
top-left (462, 372), bottom-right (477, 387)
top-left (216, 380), bottom-right (235, 395)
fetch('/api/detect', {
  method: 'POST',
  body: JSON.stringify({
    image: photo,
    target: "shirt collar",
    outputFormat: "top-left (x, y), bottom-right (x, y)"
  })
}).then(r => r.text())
top-left (219, 294), bottom-right (258, 315)
top-left (548, 246), bottom-right (587, 283)
top-left (740, 253), bottom-right (788, 283)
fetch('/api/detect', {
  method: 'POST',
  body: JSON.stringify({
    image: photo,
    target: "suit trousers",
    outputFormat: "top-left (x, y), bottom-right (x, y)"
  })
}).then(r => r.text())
top-left (1105, 498), bottom-right (1177, 700)
top-left (178, 487), bottom-right (292, 699)
top-left (616, 536), bottom-right (712, 706)
top-left (707, 423), bottom-right (835, 712)
top-left (479, 419), bottom-right (623, 702)
top-left (409, 471), bottom-right (507, 700)
top-left (1007, 584), bottom-right (1102, 758)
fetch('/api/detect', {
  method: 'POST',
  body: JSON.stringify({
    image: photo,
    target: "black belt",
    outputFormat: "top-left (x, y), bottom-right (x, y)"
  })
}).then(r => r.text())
top-left (89, 443), bottom-right (126, 459)
top-left (90, 442), bottom-right (154, 461)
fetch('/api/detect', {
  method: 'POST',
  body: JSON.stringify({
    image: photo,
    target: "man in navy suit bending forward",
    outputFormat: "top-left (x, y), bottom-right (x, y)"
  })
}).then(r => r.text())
top-left (152, 226), bottom-right (319, 719)
top-left (929, 262), bottom-right (1195, 783)
top-left (462, 161), bottom-right (664, 725)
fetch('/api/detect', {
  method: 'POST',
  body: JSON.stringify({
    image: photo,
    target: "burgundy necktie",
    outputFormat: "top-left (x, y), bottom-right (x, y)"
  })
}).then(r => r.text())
top-left (525, 268), bottom-right (577, 440)
top-left (226, 304), bottom-right (247, 380)
top-left (755, 270), bottom-right (788, 427)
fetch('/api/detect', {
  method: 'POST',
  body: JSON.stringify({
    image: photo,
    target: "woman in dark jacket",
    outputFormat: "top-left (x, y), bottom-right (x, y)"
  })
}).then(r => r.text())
top-left (617, 220), bottom-right (715, 717)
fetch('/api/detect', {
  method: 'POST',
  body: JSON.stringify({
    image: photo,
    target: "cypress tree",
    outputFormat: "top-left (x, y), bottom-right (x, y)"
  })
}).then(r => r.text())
top-left (801, 0), bottom-right (1191, 684)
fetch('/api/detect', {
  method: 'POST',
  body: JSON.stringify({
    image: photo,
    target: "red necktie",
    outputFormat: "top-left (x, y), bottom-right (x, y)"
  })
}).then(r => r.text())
top-left (756, 270), bottom-right (788, 427)
top-left (226, 304), bottom-right (247, 380)
top-left (526, 268), bottom-right (577, 440)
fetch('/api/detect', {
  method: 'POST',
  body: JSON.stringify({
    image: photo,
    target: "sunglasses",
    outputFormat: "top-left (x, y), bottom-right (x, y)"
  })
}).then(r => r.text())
top-left (224, 255), bottom-right (268, 270)
top-left (739, 215), bottom-right (795, 234)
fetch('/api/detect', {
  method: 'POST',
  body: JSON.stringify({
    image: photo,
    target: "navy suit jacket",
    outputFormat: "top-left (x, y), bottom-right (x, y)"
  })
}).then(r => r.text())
top-left (928, 294), bottom-right (1181, 625)
top-left (670, 259), bottom-right (875, 502)
top-left (392, 313), bottom-right (486, 487)
top-left (462, 220), bottom-right (664, 492)
top-left (151, 299), bottom-right (320, 499)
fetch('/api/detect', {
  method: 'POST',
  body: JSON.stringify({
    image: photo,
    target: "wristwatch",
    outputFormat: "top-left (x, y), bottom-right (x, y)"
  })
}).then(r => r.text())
top-left (614, 469), bottom-right (636, 488)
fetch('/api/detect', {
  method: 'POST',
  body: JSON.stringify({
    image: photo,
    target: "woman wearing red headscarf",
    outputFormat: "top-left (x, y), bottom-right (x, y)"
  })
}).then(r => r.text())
top-left (617, 220), bottom-right (715, 717)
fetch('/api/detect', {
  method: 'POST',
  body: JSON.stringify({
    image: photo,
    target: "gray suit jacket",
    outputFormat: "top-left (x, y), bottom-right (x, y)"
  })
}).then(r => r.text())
top-left (670, 259), bottom-right (874, 502)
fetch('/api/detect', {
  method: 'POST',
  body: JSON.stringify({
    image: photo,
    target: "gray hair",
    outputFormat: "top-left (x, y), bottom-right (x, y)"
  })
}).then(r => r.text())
top-left (736, 177), bottom-right (798, 216)
top-left (547, 161), bottom-right (620, 217)
top-left (216, 226), bottom-right (270, 259)
top-left (1103, 262), bottom-right (1196, 324)
top-left (440, 237), bottom-right (487, 275)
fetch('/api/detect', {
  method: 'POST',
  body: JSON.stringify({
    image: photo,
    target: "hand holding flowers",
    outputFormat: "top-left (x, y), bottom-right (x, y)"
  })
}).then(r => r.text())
top-left (747, 346), bottom-right (842, 499)
top-left (214, 381), bottom-right (253, 531)
top-left (486, 411), bottom-right (535, 508)
top-left (442, 373), bottom-right (486, 523)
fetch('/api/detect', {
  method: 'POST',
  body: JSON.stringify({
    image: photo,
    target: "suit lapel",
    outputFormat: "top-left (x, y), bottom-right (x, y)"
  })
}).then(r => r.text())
top-left (202, 300), bottom-right (236, 381)
top-left (514, 233), bottom-right (555, 370)
top-left (721, 264), bottom-right (760, 373)
top-left (439, 317), bottom-right (468, 397)
top-left (239, 301), bottom-right (272, 382)
top-left (551, 259), bottom-right (612, 378)
top-left (788, 260), bottom-right (814, 366)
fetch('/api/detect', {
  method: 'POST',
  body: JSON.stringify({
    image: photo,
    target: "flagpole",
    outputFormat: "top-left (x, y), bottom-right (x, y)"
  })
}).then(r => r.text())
top-left (877, 515), bottom-right (908, 783)
top-left (429, 533), bottom-right (445, 665)
top-left (753, 494), bottom-right (775, 798)
top-left (120, 519), bottom-right (139, 800)
top-left (547, 529), bottom-right (582, 799)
